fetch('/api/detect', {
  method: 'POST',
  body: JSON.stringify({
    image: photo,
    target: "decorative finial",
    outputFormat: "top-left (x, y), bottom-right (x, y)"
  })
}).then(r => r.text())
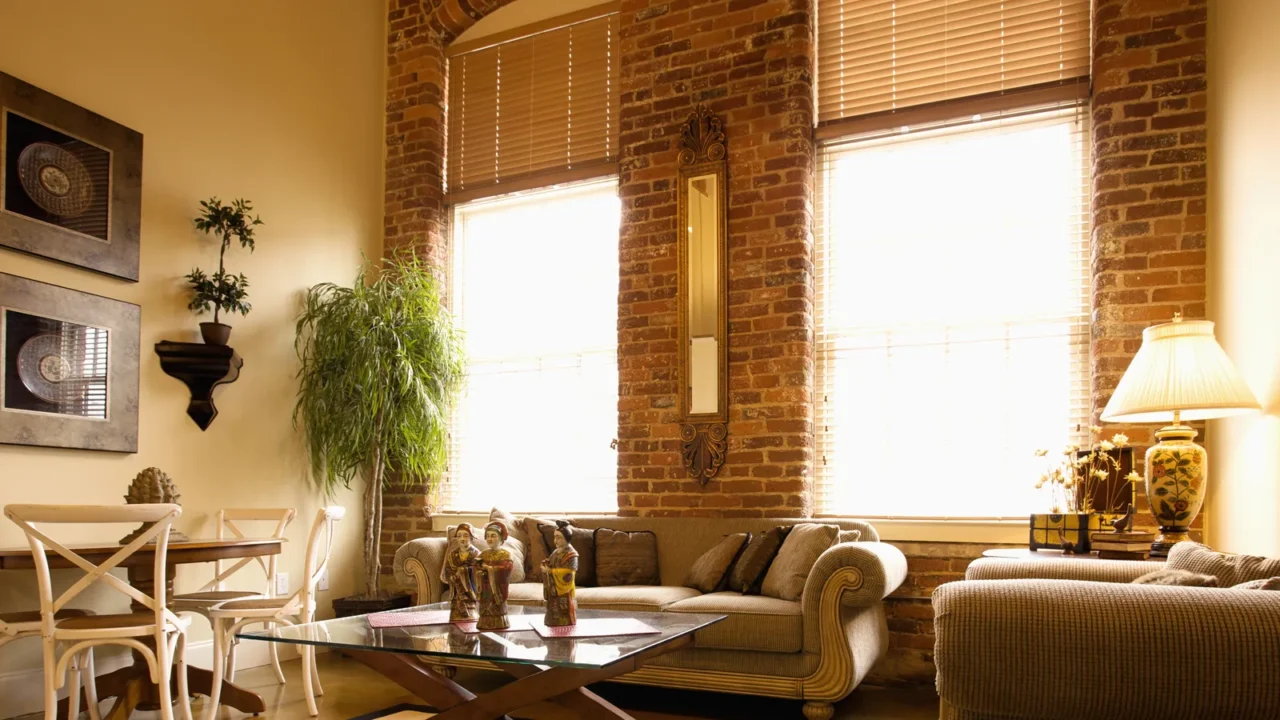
top-left (120, 467), bottom-right (189, 544)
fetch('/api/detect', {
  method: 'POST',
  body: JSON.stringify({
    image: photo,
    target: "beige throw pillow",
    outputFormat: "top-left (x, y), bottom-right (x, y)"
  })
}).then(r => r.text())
top-left (521, 517), bottom-right (561, 583)
top-left (1167, 541), bottom-right (1280, 587)
top-left (594, 528), bottom-right (659, 586)
top-left (762, 523), bottom-right (840, 601)
top-left (1233, 576), bottom-right (1280, 590)
top-left (684, 533), bottom-right (749, 593)
top-left (490, 507), bottom-right (529, 550)
top-left (1132, 568), bottom-right (1219, 587)
top-left (837, 529), bottom-right (862, 544)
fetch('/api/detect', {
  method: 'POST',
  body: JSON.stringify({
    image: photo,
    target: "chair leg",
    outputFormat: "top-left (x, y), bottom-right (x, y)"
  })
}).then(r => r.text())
top-left (225, 639), bottom-right (238, 682)
top-left (82, 649), bottom-right (101, 720)
top-left (267, 622), bottom-right (285, 685)
top-left (310, 647), bottom-right (323, 696)
top-left (41, 637), bottom-right (58, 720)
top-left (68, 652), bottom-right (83, 720)
top-left (300, 645), bottom-right (318, 717)
top-left (206, 619), bottom-right (226, 720)
top-left (175, 633), bottom-right (194, 720)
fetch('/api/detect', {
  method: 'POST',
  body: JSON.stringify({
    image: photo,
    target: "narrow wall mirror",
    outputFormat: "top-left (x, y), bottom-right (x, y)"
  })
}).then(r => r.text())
top-left (677, 105), bottom-right (728, 483)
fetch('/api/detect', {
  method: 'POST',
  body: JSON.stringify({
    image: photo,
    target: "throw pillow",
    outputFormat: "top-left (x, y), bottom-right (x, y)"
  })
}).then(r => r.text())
top-left (1167, 541), bottom-right (1280, 587)
top-left (684, 533), bottom-right (749, 593)
top-left (539, 522), bottom-right (598, 587)
top-left (594, 528), bottom-right (660, 586)
top-left (1232, 576), bottom-right (1280, 590)
top-left (490, 507), bottom-right (529, 551)
top-left (761, 523), bottom-right (840, 601)
top-left (1132, 568), bottom-right (1220, 587)
top-left (522, 517), bottom-right (561, 583)
top-left (445, 524), bottom-right (525, 584)
top-left (837, 529), bottom-right (862, 544)
top-left (727, 526), bottom-right (791, 595)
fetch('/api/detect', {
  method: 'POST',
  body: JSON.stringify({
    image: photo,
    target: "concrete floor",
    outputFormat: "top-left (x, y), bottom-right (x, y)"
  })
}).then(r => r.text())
top-left (31, 654), bottom-right (940, 720)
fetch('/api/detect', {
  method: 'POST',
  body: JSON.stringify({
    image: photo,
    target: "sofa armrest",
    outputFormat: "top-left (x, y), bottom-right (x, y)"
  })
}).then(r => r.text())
top-left (393, 537), bottom-right (449, 603)
top-left (802, 541), bottom-right (908, 616)
top-left (966, 556), bottom-right (1160, 583)
top-left (934, 579), bottom-right (1280, 720)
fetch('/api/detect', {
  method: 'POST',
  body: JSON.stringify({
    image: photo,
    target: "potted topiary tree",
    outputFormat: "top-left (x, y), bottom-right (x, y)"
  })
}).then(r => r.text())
top-left (187, 197), bottom-right (262, 345)
top-left (294, 254), bottom-right (465, 614)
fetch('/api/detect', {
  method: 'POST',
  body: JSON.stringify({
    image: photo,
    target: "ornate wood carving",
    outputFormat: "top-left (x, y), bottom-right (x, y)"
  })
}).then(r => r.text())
top-left (681, 422), bottom-right (728, 484)
top-left (678, 105), bottom-right (727, 166)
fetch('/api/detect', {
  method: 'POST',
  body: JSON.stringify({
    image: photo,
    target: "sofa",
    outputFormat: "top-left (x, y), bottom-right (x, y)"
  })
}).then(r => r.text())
top-left (394, 515), bottom-right (907, 719)
top-left (933, 553), bottom-right (1280, 720)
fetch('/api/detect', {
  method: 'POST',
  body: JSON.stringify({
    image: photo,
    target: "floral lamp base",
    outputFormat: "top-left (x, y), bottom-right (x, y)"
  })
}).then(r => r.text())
top-left (1145, 424), bottom-right (1205, 558)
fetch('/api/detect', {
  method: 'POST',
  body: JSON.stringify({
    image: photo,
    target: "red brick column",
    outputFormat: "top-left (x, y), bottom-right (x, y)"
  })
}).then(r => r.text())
top-left (1091, 0), bottom-right (1208, 527)
top-left (615, 0), bottom-right (817, 518)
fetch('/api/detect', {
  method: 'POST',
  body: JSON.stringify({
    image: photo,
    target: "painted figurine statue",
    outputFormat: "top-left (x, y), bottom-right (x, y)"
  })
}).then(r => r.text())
top-left (440, 523), bottom-right (482, 622)
top-left (476, 521), bottom-right (514, 631)
top-left (541, 521), bottom-right (579, 627)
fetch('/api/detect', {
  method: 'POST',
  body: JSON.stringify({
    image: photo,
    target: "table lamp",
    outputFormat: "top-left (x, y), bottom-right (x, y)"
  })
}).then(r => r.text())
top-left (1101, 314), bottom-right (1260, 556)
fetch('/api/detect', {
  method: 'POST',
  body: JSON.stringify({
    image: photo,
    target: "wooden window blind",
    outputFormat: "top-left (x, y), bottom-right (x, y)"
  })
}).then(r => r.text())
top-left (447, 9), bottom-right (618, 203)
top-left (814, 107), bottom-right (1091, 518)
top-left (817, 0), bottom-right (1090, 133)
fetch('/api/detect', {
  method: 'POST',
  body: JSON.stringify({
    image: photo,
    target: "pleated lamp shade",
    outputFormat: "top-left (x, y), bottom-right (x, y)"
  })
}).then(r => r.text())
top-left (1101, 318), bottom-right (1261, 423)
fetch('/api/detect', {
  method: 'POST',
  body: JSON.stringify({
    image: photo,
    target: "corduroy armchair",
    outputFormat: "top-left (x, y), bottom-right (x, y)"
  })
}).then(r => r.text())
top-left (933, 556), bottom-right (1280, 720)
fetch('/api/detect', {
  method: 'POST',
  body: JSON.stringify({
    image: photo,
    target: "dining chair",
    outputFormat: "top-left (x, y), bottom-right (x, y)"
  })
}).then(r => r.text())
top-left (205, 505), bottom-right (344, 719)
top-left (3, 503), bottom-right (193, 720)
top-left (173, 508), bottom-right (295, 683)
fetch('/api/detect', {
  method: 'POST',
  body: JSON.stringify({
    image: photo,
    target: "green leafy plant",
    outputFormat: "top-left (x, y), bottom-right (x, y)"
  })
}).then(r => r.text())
top-left (186, 197), bottom-right (263, 323)
top-left (294, 254), bottom-right (466, 598)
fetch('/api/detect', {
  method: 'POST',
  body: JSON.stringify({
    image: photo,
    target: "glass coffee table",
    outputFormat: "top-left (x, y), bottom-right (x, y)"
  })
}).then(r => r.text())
top-left (238, 603), bottom-right (724, 719)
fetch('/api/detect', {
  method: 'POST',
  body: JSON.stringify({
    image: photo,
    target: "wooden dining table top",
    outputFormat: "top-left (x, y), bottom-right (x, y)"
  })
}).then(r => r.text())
top-left (0, 537), bottom-right (285, 570)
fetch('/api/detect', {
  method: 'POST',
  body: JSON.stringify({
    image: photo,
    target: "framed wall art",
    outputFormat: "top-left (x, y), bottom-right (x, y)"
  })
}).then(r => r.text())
top-left (0, 71), bottom-right (142, 281)
top-left (0, 272), bottom-right (139, 452)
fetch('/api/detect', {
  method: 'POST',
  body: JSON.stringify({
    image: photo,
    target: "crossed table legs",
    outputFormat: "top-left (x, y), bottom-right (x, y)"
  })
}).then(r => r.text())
top-left (346, 633), bottom-right (693, 720)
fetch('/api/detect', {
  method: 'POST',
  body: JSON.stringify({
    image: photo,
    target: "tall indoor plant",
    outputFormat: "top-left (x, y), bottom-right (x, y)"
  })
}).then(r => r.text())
top-left (294, 254), bottom-right (465, 606)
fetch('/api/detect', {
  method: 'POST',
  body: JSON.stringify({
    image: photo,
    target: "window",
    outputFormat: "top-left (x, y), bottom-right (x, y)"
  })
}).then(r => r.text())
top-left (442, 179), bottom-right (620, 513)
top-left (815, 108), bottom-right (1090, 518)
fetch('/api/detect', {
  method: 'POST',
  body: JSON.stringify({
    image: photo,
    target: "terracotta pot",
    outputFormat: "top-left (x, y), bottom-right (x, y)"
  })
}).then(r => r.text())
top-left (200, 322), bottom-right (232, 346)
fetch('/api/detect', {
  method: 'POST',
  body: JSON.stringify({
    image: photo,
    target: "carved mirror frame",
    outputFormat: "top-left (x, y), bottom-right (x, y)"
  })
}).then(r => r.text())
top-left (676, 105), bottom-right (729, 484)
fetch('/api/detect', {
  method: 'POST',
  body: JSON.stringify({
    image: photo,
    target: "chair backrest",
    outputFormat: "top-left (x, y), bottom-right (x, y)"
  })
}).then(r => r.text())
top-left (297, 506), bottom-right (344, 621)
top-left (199, 508), bottom-right (296, 595)
top-left (3, 504), bottom-right (183, 634)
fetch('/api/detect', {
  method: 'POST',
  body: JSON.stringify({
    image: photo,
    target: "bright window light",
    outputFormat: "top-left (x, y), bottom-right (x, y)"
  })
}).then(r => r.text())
top-left (816, 109), bottom-right (1091, 518)
top-left (445, 178), bottom-right (620, 513)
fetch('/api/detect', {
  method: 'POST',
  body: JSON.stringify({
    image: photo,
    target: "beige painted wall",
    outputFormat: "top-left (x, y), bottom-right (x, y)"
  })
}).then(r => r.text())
top-left (1206, 0), bottom-right (1280, 556)
top-left (0, 0), bottom-right (384, 708)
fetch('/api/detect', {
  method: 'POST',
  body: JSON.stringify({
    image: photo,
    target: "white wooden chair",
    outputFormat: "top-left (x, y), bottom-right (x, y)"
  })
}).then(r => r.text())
top-left (4, 503), bottom-right (193, 720)
top-left (205, 505), bottom-right (344, 719)
top-left (173, 508), bottom-right (295, 683)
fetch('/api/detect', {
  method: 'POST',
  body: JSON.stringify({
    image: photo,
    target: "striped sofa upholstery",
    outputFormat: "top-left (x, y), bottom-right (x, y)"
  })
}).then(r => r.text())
top-left (934, 553), bottom-right (1280, 719)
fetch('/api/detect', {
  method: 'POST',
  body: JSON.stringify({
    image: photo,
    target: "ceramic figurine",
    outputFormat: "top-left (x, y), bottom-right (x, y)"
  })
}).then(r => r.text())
top-left (541, 521), bottom-right (578, 627)
top-left (440, 523), bottom-right (482, 622)
top-left (477, 521), bottom-right (514, 631)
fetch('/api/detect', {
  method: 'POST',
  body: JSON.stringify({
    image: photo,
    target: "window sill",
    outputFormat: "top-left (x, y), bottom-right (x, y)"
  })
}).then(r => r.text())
top-left (816, 515), bottom-right (1028, 544)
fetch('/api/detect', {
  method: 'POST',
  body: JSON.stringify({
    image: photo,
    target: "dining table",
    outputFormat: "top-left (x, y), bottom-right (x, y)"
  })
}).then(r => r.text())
top-left (0, 536), bottom-right (285, 720)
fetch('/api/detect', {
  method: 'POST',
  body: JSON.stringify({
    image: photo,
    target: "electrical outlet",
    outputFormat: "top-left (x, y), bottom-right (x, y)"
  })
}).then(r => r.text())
top-left (318, 567), bottom-right (330, 592)
top-left (275, 572), bottom-right (289, 596)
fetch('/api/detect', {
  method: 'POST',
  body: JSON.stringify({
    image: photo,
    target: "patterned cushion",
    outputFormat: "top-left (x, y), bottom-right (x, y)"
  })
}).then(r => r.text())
top-left (727, 526), bottom-right (790, 595)
top-left (762, 523), bottom-right (839, 601)
top-left (1132, 568), bottom-right (1219, 587)
top-left (594, 528), bottom-right (659, 586)
top-left (684, 533), bottom-right (749, 593)
top-left (539, 522), bottom-right (597, 587)
top-left (1233, 576), bottom-right (1280, 591)
top-left (1167, 541), bottom-right (1280, 587)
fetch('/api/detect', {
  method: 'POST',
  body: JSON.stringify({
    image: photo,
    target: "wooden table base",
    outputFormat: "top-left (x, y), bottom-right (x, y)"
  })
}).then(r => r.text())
top-left (346, 634), bottom-right (691, 720)
top-left (57, 657), bottom-right (266, 720)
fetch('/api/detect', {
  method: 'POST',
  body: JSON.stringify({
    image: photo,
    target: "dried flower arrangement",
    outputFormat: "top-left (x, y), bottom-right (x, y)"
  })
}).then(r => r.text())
top-left (1035, 426), bottom-right (1142, 514)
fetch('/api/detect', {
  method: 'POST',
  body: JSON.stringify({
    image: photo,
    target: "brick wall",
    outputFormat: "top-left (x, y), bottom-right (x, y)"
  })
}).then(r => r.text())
top-left (378, 0), bottom-right (1211, 687)
top-left (615, 0), bottom-right (816, 518)
top-left (1091, 0), bottom-right (1208, 530)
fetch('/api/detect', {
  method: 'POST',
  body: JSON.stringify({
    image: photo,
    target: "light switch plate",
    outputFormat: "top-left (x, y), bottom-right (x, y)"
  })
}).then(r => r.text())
top-left (275, 572), bottom-right (289, 596)
top-left (318, 567), bottom-right (330, 592)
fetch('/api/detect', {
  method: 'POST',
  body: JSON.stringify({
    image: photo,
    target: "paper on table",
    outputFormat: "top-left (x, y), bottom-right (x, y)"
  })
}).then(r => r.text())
top-left (531, 618), bottom-right (660, 639)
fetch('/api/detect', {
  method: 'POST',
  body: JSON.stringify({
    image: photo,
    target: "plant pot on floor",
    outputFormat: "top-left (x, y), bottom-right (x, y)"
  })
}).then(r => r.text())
top-left (200, 322), bottom-right (232, 345)
top-left (332, 591), bottom-right (413, 618)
